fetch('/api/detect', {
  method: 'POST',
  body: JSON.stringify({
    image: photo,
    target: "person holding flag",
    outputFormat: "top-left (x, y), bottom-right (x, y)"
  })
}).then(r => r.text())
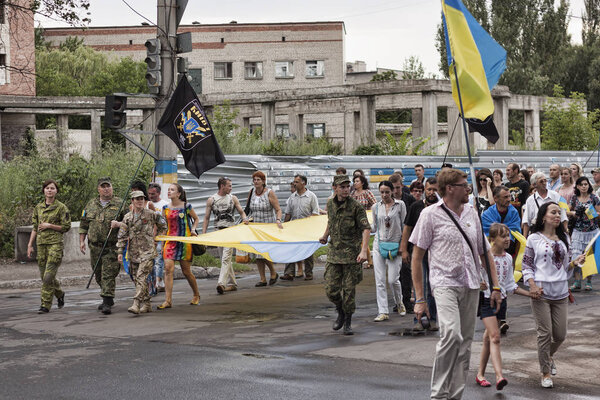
top-left (567, 176), bottom-right (600, 291)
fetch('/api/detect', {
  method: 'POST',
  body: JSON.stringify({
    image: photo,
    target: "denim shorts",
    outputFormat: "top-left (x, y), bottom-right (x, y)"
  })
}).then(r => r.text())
top-left (479, 295), bottom-right (507, 320)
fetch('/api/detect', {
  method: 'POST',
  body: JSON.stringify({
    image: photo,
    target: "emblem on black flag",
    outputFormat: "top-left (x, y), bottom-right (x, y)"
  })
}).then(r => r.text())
top-left (175, 99), bottom-right (211, 151)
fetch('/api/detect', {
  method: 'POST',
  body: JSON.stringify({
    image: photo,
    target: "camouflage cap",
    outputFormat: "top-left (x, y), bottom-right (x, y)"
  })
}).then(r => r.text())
top-left (97, 177), bottom-right (112, 186)
top-left (333, 174), bottom-right (351, 186)
top-left (130, 190), bottom-right (145, 199)
top-left (592, 167), bottom-right (600, 174)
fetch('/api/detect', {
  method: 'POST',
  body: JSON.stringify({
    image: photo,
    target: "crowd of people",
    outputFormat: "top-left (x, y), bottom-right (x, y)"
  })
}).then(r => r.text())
top-left (26, 160), bottom-right (599, 398)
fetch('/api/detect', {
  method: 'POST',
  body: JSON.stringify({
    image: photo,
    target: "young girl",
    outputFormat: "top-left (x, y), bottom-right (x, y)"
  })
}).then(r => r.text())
top-left (475, 223), bottom-right (531, 391)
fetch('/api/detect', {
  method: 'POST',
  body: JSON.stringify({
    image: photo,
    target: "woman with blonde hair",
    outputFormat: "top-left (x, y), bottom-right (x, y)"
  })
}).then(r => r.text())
top-left (558, 167), bottom-right (575, 205)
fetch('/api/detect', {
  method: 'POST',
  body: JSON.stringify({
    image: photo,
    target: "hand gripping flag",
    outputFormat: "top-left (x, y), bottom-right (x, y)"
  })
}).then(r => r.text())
top-left (442, 0), bottom-right (507, 143)
top-left (158, 76), bottom-right (225, 178)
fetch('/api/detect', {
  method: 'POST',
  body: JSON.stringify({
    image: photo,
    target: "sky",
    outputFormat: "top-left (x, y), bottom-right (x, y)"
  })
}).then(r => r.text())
top-left (38, 0), bottom-right (587, 77)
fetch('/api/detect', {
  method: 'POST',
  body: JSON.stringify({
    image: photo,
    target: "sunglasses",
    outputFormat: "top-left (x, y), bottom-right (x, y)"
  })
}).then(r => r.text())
top-left (385, 216), bottom-right (391, 228)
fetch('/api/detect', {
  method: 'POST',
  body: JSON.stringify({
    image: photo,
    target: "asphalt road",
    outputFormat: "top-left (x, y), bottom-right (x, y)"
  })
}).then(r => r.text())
top-left (1, 267), bottom-right (599, 400)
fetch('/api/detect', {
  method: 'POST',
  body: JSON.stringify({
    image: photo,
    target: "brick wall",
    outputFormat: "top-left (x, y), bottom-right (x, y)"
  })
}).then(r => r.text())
top-left (0, 0), bottom-right (35, 96)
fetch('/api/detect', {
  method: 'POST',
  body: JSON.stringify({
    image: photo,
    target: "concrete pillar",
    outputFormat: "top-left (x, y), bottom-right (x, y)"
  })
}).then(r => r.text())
top-left (343, 111), bottom-right (355, 154)
top-left (142, 109), bottom-right (155, 148)
top-left (359, 95), bottom-right (376, 145)
top-left (421, 92), bottom-right (438, 152)
top-left (493, 97), bottom-right (509, 150)
top-left (57, 114), bottom-right (69, 153)
top-left (261, 102), bottom-right (276, 141)
top-left (90, 109), bottom-right (102, 154)
top-left (288, 113), bottom-right (304, 140)
top-left (411, 108), bottom-right (422, 138)
top-left (524, 109), bottom-right (540, 150)
top-left (0, 113), bottom-right (3, 161)
top-left (446, 106), bottom-right (465, 156)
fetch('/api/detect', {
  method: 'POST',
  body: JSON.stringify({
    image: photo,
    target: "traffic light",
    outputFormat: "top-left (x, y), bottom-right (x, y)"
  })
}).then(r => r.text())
top-left (145, 38), bottom-right (161, 94)
top-left (104, 95), bottom-right (127, 129)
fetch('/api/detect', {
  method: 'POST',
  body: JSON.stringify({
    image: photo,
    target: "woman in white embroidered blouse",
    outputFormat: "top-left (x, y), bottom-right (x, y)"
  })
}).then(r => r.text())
top-left (522, 202), bottom-right (584, 389)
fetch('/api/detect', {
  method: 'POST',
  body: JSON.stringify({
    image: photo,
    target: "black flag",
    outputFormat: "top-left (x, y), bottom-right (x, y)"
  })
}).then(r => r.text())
top-left (157, 76), bottom-right (225, 178)
top-left (465, 114), bottom-right (499, 144)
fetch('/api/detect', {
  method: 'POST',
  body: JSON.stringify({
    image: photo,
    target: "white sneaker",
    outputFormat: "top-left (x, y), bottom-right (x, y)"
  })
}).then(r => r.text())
top-left (541, 377), bottom-right (553, 388)
top-left (399, 304), bottom-right (407, 316)
top-left (373, 313), bottom-right (389, 322)
top-left (550, 359), bottom-right (557, 376)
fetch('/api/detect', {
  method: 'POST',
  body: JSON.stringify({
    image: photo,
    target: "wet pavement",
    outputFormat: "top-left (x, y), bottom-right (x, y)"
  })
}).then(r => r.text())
top-left (1, 266), bottom-right (599, 399)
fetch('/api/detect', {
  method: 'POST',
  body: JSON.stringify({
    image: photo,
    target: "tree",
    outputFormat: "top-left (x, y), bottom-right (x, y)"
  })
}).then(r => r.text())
top-left (541, 85), bottom-right (600, 150)
top-left (401, 55), bottom-right (425, 79)
top-left (370, 70), bottom-right (398, 82)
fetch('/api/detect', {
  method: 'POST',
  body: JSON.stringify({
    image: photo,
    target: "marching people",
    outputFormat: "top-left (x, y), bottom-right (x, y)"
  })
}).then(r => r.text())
top-left (493, 169), bottom-right (504, 187)
top-left (591, 167), bottom-right (600, 193)
top-left (558, 167), bottom-right (575, 205)
top-left (370, 181), bottom-right (406, 321)
top-left (158, 183), bottom-right (201, 309)
top-left (547, 164), bottom-right (562, 192)
top-left (473, 168), bottom-right (495, 212)
top-left (27, 179), bottom-right (71, 314)
top-left (400, 177), bottom-right (439, 331)
top-left (475, 223), bottom-right (531, 391)
top-left (570, 162), bottom-right (583, 182)
top-left (412, 164), bottom-right (426, 185)
top-left (409, 181), bottom-right (424, 202)
top-left (505, 163), bottom-right (529, 218)
top-left (522, 202), bottom-right (585, 388)
top-left (247, 171), bottom-right (283, 286)
top-left (283, 174), bottom-right (320, 280)
top-left (202, 177), bottom-right (249, 294)
top-left (351, 174), bottom-right (376, 269)
top-left (117, 190), bottom-right (167, 314)
top-left (522, 173), bottom-right (568, 237)
top-left (567, 176), bottom-right (600, 291)
top-left (319, 175), bottom-right (371, 335)
top-left (79, 177), bottom-right (126, 315)
top-left (410, 168), bottom-right (502, 399)
top-left (148, 182), bottom-right (168, 294)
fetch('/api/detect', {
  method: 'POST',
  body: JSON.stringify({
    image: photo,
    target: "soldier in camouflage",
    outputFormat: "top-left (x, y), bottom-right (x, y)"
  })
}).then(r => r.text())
top-left (79, 177), bottom-right (126, 315)
top-left (27, 179), bottom-right (71, 314)
top-left (117, 190), bottom-right (167, 314)
top-left (319, 174), bottom-right (371, 335)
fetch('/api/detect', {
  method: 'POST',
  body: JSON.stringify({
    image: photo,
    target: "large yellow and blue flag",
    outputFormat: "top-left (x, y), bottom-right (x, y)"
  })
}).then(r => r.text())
top-left (512, 230), bottom-right (527, 282)
top-left (441, 0), bottom-right (506, 143)
top-left (583, 231), bottom-right (600, 279)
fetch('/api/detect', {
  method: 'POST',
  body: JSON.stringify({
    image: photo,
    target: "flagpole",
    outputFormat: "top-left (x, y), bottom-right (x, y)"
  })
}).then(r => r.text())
top-left (451, 62), bottom-right (494, 290)
top-left (85, 133), bottom-right (156, 289)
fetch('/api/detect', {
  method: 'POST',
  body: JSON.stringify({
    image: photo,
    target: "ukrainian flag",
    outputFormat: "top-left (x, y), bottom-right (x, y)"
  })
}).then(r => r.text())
top-left (512, 230), bottom-right (527, 282)
top-left (583, 231), bottom-right (600, 278)
top-left (442, 0), bottom-right (506, 131)
top-left (558, 196), bottom-right (570, 213)
top-left (585, 203), bottom-right (599, 220)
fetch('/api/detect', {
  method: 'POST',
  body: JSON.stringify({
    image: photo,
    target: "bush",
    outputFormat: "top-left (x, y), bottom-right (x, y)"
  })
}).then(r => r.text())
top-left (0, 140), bottom-right (153, 258)
top-left (353, 129), bottom-right (436, 155)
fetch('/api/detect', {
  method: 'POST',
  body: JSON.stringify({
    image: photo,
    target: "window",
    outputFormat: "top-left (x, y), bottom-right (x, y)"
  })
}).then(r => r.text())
top-left (275, 61), bottom-right (293, 78)
top-left (307, 123), bottom-right (325, 138)
top-left (244, 62), bottom-right (263, 79)
top-left (0, 54), bottom-right (6, 85)
top-left (250, 124), bottom-right (262, 135)
top-left (306, 60), bottom-right (324, 78)
top-left (214, 62), bottom-right (233, 79)
top-left (276, 124), bottom-right (290, 138)
top-left (0, 1), bottom-right (5, 24)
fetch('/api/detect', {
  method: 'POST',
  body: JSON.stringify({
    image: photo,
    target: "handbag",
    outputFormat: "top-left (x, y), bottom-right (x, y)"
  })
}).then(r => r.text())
top-left (184, 202), bottom-right (206, 256)
top-left (244, 188), bottom-right (254, 219)
top-left (375, 203), bottom-right (399, 260)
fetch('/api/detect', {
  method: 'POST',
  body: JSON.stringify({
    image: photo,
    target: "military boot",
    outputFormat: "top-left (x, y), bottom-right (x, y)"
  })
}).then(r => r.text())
top-left (128, 299), bottom-right (140, 314)
top-left (343, 314), bottom-right (354, 335)
top-left (139, 302), bottom-right (153, 313)
top-left (98, 296), bottom-right (114, 310)
top-left (101, 296), bottom-right (113, 315)
top-left (332, 307), bottom-right (345, 331)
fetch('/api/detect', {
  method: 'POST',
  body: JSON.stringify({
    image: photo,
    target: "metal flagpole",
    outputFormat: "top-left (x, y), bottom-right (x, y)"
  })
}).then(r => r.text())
top-left (451, 62), bottom-right (494, 291)
top-left (85, 133), bottom-right (156, 289)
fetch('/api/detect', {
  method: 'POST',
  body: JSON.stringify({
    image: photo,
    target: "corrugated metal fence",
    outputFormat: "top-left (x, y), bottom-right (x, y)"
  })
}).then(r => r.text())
top-left (180, 150), bottom-right (600, 228)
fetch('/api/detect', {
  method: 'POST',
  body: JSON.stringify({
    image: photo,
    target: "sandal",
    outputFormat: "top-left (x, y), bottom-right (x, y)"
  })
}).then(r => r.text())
top-left (255, 281), bottom-right (267, 287)
top-left (269, 273), bottom-right (279, 286)
top-left (189, 295), bottom-right (200, 305)
top-left (475, 376), bottom-right (491, 387)
top-left (157, 302), bottom-right (172, 310)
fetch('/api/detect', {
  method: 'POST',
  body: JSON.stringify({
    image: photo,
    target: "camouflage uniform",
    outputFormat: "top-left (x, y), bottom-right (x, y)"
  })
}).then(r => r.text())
top-left (117, 208), bottom-right (167, 306)
top-left (32, 200), bottom-right (71, 309)
top-left (79, 196), bottom-right (125, 298)
top-left (325, 194), bottom-right (371, 314)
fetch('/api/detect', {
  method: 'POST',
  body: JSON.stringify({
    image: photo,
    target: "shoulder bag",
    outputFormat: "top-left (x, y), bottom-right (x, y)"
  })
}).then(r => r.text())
top-left (244, 188), bottom-right (254, 219)
top-left (184, 202), bottom-right (206, 256)
top-left (376, 203), bottom-right (400, 260)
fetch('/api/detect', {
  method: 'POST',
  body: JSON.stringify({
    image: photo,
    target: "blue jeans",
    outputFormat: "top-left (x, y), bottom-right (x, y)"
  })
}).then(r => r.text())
top-left (414, 253), bottom-right (437, 323)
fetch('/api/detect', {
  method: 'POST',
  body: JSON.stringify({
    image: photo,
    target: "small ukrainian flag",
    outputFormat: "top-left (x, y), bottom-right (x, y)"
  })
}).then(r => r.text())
top-left (585, 203), bottom-right (599, 220)
top-left (583, 231), bottom-right (600, 278)
top-left (558, 196), bottom-right (570, 213)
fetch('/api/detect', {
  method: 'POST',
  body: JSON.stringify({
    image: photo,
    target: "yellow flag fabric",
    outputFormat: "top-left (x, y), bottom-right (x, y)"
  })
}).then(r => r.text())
top-left (512, 230), bottom-right (527, 282)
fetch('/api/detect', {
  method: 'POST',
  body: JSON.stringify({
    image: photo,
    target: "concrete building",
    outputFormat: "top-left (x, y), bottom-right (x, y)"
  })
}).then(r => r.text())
top-left (0, 0), bottom-right (36, 160)
top-left (44, 22), bottom-right (346, 95)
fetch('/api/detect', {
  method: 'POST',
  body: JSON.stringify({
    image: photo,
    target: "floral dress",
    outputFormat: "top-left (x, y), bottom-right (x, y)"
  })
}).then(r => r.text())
top-left (162, 203), bottom-right (193, 261)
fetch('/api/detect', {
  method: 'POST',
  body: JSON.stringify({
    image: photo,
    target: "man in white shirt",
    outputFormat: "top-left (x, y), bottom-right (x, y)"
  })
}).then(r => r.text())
top-left (281, 174), bottom-right (320, 280)
top-left (523, 172), bottom-right (568, 237)
top-left (148, 183), bottom-right (169, 293)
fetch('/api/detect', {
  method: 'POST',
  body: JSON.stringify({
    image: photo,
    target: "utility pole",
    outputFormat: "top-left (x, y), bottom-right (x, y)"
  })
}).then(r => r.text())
top-left (154, 0), bottom-right (178, 188)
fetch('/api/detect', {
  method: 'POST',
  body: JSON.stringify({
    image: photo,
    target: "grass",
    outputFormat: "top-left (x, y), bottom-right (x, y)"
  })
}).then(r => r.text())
top-left (192, 253), bottom-right (253, 272)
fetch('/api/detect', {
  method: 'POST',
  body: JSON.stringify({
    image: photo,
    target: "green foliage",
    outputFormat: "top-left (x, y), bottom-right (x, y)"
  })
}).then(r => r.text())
top-left (376, 109), bottom-right (411, 124)
top-left (191, 252), bottom-right (251, 272)
top-left (401, 56), bottom-right (426, 79)
top-left (36, 42), bottom-right (147, 97)
top-left (541, 85), bottom-right (600, 150)
top-left (0, 140), bottom-right (153, 258)
top-left (353, 129), bottom-right (436, 156)
top-left (210, 102), bottom-right (343, 155)
top-left (370, 70), bottom-right (398, 82)
top-left (30, 0), bottom-right (91, 26)
top-left (508, 129), bottom-right (526, 149)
